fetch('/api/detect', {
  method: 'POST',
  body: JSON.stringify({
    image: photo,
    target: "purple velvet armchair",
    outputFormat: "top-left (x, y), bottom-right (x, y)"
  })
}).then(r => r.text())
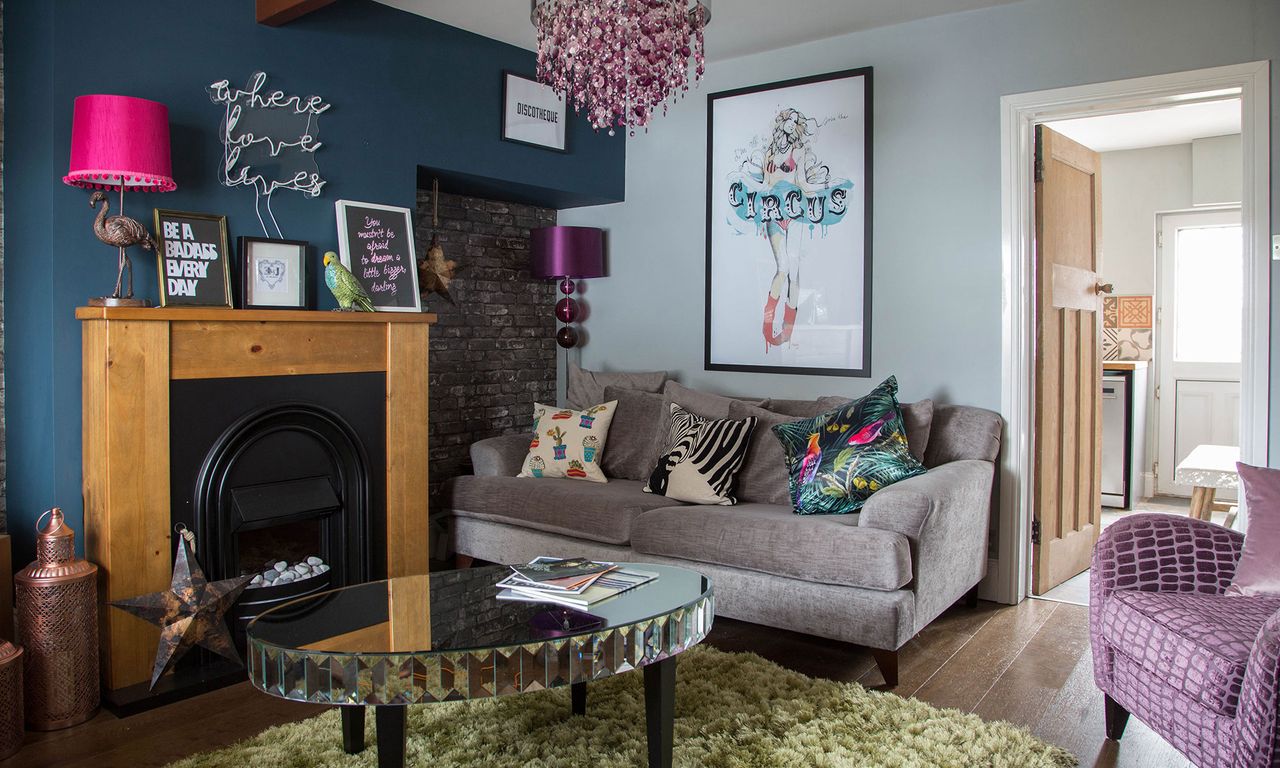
top-left (1090, 513), bottom-right (1280, 767)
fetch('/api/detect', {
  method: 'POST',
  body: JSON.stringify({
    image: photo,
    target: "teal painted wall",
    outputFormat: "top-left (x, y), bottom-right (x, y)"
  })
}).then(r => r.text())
top-left (2, 0), bottom-right (625, 564)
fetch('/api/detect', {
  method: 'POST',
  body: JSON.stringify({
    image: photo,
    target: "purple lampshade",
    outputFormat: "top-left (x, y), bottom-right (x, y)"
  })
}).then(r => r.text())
top-left (531, 226), bottom-right (605, 279)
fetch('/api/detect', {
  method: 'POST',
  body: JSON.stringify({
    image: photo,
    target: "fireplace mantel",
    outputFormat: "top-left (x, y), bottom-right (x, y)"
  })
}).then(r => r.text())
top-left (79, 307), bottom-right (435, 695)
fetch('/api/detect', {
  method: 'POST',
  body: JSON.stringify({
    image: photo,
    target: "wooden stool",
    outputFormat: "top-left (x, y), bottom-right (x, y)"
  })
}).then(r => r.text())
top-left (1175, 445), bottom-right (1239, 525)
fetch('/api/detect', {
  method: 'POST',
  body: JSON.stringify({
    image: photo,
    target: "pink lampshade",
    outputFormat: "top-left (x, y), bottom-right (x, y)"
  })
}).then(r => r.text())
top-left (63, 95), bottom-right (176, 192)
top-left (530, 226), bottom-right (605, 279)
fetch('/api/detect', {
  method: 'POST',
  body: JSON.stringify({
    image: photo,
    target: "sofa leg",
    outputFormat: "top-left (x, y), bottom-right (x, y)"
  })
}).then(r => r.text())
top-left (1104, 694), bottom-right (1130, 740)
top-left (455, 554), bottom-right (475, 569)
top-left (964, 584), bottom-right (980, 609)
top-left (870, 648), bottom-right (898, 688)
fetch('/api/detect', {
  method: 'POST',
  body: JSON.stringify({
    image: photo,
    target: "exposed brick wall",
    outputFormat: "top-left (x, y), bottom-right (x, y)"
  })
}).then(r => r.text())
top-left (416, 190), bottom-right (556, 509)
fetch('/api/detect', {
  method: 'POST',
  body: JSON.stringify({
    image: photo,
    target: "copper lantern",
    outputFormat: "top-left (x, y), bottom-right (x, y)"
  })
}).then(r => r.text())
top-left (15, 508), bottom-right (100, 730)
top-left (0, 640), bottom-right (22, 759)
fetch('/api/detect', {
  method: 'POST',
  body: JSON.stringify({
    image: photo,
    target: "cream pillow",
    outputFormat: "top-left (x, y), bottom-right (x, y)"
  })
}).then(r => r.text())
top-left (518, 401), bottom-right (617, 483)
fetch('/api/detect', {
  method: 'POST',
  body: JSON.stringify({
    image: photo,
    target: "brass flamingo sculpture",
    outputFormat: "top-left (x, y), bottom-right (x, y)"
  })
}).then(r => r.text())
top-left (89, 190), bottom-right (154, 304)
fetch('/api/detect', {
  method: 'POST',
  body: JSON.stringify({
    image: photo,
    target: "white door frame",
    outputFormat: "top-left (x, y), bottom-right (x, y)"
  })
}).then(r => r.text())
top-left (996, 62), bottom-right (1269, 605)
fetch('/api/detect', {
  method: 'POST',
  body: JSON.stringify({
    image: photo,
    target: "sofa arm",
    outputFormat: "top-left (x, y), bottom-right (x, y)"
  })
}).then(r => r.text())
top-left (859, 459), bottom-right (993, 542)
top-left (470, 433), bottom-right (532, 477)
top-left (1233, 608), bottom-right (1280, 768)
top-left (859, 459), bottom-right (995, 630)
top-left (1089, 513), bottom-right (1243, 604)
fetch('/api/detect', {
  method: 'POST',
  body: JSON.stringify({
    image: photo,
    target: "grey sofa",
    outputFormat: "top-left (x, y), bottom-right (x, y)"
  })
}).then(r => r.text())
top-left (441, 399), bottom-right (1001, 687)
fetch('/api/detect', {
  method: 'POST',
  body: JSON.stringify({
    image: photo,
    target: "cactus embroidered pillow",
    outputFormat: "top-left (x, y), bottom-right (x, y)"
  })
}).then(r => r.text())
top-left (518, 401), bottom-right (618, 483)
top-left (772, 376), bottom-right (926, 515)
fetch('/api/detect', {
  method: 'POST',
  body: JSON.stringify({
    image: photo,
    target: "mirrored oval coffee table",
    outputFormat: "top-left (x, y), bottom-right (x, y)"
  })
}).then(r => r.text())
top-left (246, 563), bottom-right (713, 768)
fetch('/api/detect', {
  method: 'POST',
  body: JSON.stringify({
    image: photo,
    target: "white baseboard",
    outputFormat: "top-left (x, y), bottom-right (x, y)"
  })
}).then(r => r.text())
top-left (978, 558), bottom-right (1011, 604)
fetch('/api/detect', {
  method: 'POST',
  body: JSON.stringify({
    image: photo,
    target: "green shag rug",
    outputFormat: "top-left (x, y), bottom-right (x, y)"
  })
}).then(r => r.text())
top-left (168, 646), bottom-right (1076, 768)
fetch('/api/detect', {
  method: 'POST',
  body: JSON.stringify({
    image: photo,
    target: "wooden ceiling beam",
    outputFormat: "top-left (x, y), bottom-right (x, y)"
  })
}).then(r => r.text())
top-left (256, 0), bottom-right (338, 26)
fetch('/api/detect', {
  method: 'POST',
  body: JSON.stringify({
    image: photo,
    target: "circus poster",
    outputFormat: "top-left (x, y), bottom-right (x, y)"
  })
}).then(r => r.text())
top-left (705, 68), bottom-right (872, 377)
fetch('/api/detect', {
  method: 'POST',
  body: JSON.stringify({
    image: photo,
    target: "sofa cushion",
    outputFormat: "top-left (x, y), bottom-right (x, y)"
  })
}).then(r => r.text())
top-left (1228, 462), bottom-right (1280, 596)
top-left (445, 476), bottom-right (678, 545)
top-left (727, 400), bottom-right (797, 506)
top-left (1101, 590), bottom-right (1280, 717)
top-left (600, 386), bottom-right (665, 482)
top-left (778, 396), bottom-right (934, 462)
top-left (661, 380), bottom-right (766, 420)
top-left (773, 376), bottom-right (926, 515)
top-left (519, 401), bottom-right (616, 482)
top-left (566, 363), bottom-right (666, 410)
top-left (632, 503), bottom-right (912, 591)
top-left (923, 404), bottom-right (1001, 467)
top-left (766, 398), bottom-right (839, 418)
top-left (644, 404), bottom-right (756, 505)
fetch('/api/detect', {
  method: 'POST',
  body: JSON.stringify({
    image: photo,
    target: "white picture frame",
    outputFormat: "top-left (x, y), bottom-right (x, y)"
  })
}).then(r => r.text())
top-left (502, 71), bottom-right (568, 152)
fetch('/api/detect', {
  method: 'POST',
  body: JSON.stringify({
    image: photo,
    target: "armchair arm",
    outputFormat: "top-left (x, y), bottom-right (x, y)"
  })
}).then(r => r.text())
top-left (1089, 513), bottom-right (1243, 604)
top-left (469, 433), bottom-right (533, 477)
top-left (1233, 608), bottom-right (1280, 768)
top-left (859, 459), bottom-right (995, 630)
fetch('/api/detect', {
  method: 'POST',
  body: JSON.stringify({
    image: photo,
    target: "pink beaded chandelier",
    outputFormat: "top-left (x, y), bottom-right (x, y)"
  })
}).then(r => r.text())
top-left (532, 0), bottom-right (710, 135)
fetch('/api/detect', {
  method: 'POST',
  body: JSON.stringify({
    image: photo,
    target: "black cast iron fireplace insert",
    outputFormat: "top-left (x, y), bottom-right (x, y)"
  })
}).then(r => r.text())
top-left (101, 373), bottom-right (390, 715)
top-left (193, 402), bottom-right (372, 645)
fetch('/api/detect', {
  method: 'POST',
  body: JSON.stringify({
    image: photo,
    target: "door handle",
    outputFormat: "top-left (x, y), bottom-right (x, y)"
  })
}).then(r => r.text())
top-left (1096, 282), bottom-right (1115, 295)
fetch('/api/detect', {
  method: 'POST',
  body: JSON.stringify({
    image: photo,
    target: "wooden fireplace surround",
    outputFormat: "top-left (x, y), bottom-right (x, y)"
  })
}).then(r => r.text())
top-left (78, 307), bottom-right (435, 691)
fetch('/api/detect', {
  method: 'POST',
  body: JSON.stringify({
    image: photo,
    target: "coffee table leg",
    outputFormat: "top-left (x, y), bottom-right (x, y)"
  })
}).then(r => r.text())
top-left (341, 706), bottom-right (365, 754)
top-left (644, 657), bottom-right (676, 768)
top-left (375, 706), bottom-right (407, 768)
top-left (571, 681), bottom-right (587, 715)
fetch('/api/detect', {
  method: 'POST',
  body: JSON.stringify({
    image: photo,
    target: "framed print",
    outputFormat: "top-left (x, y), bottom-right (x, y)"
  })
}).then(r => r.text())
top-left (705, 67), bottom-right (873, 377)
top-left (502, 71), bottom-right (568, 152)
top-left (239, 236), bottom-right (310, 309)
top-left (154, 209), bottom-right (233, 308)
top-left (334, 199), bottom-right (422, 312)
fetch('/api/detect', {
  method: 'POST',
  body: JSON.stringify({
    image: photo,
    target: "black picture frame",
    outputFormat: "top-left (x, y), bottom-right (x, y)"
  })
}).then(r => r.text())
top-left (501, 70), bottom-right (569, 153)
top-left (154, 208), bottom-right (234, 308)
top-left (238, 236), bottom-right (311, 310)
top-left (704, 67), bottom-right (874, 378)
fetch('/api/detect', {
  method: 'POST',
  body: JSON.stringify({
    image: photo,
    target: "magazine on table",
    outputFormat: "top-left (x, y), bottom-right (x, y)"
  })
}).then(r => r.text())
top-left (508, 556), bottom-right (614, 583)
top-left (497, 562), bottom-right (660, 608)
top-left (497, 564), bottom-right (618, 595)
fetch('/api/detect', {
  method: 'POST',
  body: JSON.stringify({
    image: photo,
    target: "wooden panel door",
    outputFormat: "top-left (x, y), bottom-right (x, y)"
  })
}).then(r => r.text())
top-left (1032, 125), bottom-right (1104, 595)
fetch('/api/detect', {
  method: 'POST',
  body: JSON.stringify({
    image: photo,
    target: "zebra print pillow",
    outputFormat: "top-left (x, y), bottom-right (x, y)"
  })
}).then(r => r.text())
top-left (644, 403), bottom-right (757, 505)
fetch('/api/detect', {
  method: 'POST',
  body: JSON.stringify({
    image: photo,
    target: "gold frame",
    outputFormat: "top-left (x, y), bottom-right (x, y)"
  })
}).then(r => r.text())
top-left (153, 209), bottom-right (234, 308)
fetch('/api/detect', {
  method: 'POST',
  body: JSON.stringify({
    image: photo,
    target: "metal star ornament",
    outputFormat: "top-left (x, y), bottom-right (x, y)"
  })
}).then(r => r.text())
top-left (111, 537), bottom-right (253, 689)
top-left (419, 233), bottom-right (460, 305)
top-left (419, 178), bottom-right (460, 305)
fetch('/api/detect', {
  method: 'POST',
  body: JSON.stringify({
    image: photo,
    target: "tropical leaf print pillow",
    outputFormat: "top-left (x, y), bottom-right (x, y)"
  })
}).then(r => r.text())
top-left (518, 401), bottom-right (617, 483)
top-left (772, 376), bottom-right (925, 515)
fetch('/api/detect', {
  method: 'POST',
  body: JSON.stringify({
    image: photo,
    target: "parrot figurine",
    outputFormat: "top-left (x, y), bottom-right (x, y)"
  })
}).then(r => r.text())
top-left (323, 251), bottom-right (375, 312)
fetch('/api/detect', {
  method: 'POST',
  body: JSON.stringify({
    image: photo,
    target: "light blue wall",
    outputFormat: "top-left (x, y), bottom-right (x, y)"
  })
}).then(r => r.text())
top-left (561, 0), bottom-right (1278, 460)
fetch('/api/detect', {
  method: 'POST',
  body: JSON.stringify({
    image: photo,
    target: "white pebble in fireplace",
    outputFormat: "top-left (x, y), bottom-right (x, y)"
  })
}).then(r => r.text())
top-left (248, 556), bottom-right (331, 589)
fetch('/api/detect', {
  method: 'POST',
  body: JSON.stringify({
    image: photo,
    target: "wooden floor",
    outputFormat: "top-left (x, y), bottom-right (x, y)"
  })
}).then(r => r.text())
top-left (1, 599), bottom-right (1188, 768)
